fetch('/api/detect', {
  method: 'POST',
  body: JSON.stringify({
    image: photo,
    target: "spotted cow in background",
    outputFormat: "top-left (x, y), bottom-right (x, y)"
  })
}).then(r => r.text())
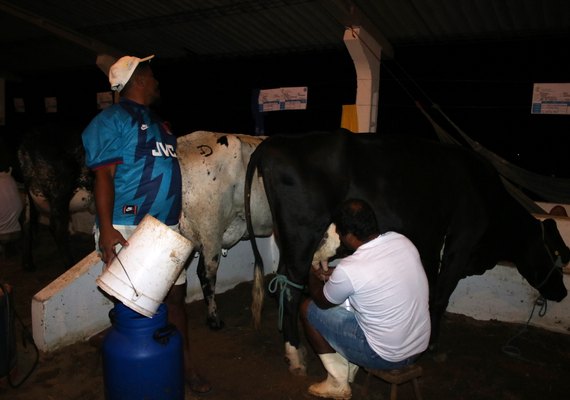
top-left (177, 131), bottom-right (272, 329)
top-left (17, 123), bottom-right (95, 271)
top-left (245, 129), bottom-right (569, 375)
top-left (18, 127), bottom-right (273, 328)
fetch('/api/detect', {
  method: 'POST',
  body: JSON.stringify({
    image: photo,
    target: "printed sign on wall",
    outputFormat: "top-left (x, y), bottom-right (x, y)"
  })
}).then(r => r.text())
top-left (45, 97), bottom-right (58, 113)
top-left (531, 83), bottom-right (570, 115)
top-left (258, 87), bottom-right (308, 112)
top-left (14, 98), bottom-right (25, 113)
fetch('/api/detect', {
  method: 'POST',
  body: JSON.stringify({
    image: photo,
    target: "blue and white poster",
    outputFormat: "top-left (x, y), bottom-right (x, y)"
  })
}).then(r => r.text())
top-left (531, 83), bottom-right (570, 115)
top-left (258, 87), bottom-right (308, 112)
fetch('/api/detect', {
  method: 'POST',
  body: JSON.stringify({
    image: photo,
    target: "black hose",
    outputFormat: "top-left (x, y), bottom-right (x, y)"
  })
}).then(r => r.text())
top-left (1, 282), bottom-right (39, 388)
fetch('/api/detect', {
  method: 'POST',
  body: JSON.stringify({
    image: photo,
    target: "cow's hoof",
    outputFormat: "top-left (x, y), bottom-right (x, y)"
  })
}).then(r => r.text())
top-left (206, 317), bottom-right (225, 330)
top-left (284, 343), bottom-right (308, 376)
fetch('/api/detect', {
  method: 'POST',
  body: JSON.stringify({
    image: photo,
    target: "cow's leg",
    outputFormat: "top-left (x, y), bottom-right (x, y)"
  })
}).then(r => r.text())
top-left (281, 285), bottom-right (307, 376)
top-left (423, 257), bottom-right (440, 309)
top-left (430, 233), bottom-right (477, 350)
top-left (49, 201), bottom-right (74, 269)
top-left (196, 250), bottom-right (224, 330)
top-left (421, 252), bottom-right (443, 350)
top-left (21, 192), bottom-right (36, 271)
top-left (430, 273), bottom-right (463, 351)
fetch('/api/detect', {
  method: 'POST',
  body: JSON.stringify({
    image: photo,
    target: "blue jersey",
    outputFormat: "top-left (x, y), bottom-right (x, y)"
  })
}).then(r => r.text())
top-left (82, 99), bottom-right (181, 226)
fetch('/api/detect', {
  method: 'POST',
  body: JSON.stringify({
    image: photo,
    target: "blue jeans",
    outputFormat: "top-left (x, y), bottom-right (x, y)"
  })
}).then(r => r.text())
top-left (306, 301), bottom-right (417, 370)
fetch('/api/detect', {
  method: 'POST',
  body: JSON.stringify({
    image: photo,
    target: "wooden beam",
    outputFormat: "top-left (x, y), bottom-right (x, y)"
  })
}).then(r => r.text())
top-left (0, 1), bottom-right (123, 57)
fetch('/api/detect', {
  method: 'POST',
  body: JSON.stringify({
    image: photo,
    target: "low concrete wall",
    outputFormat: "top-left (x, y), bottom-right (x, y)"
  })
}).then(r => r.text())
top-left (448, 264), bottom-right (570, 334)
top-left (31, 203), bottom-right (570, 352)
top-left (448, 208), bottom-right (570, 333)
top-left (32, 237), bottom-right (278, 352)
top-left (31, 252), bottom-right (112, 351)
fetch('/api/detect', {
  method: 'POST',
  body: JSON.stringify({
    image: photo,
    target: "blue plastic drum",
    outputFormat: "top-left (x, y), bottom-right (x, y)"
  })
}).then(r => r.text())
top-left (102, 302), bottom-right (184, 400)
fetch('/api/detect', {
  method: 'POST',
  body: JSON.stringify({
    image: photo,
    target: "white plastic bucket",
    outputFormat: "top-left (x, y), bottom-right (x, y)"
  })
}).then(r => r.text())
top-left (96, 214), bottom-right (194, 317)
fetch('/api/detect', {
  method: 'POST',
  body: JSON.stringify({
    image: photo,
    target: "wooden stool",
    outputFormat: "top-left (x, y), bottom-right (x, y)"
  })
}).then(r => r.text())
top-left (364, 364), bottom-right (423, 400)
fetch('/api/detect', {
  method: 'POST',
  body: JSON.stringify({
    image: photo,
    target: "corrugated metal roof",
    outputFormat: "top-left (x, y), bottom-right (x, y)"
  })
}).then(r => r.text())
top-left (1, 0), bottom-right (569, 76)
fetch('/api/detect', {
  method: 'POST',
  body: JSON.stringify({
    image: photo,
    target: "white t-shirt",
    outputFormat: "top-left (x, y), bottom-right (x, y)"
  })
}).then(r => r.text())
top-left (0, 171), bottom-right (23, 235)
top-left (323, 231), bottom-right (431, 362)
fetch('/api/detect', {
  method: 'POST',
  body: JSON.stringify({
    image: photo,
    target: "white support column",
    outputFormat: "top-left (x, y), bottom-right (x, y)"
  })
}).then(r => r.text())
top-left (343, 26), bottom-right (382, 133)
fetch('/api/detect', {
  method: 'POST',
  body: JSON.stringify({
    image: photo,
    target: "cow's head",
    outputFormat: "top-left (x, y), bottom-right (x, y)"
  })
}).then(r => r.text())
top-left (520, 218), bottom-right (568, 302)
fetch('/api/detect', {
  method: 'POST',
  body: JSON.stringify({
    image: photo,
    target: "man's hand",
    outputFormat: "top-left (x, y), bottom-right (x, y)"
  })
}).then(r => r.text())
top-left (98, 227), bottom-right (128, 264)
top-left (311, 261), bottom-right (334, 282)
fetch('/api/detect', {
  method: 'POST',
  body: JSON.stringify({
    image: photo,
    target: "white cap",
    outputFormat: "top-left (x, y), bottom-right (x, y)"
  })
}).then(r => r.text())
top-left (109, 55), bottom-right (155, 92)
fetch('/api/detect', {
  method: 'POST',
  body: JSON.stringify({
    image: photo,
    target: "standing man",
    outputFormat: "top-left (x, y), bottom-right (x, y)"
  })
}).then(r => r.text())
top-left (82, 55), bottom-right (211, 394)
top-left (301, 198), bottom-right (430, 399)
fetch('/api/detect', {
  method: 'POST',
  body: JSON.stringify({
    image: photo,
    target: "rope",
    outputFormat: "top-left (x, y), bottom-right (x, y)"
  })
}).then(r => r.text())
top-left (501, 296), bottom-right (548, 362)
top-left (112, 248), bottom-right (140, 298)
top-left (268, 274), bottom-right (304, 331)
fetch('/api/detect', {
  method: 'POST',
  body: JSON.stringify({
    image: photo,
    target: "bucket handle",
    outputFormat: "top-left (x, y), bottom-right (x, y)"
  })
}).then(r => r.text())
top-left (112, 248), bottom-right (141, 300)
top-left (153, 323), bottom-right (178, 345)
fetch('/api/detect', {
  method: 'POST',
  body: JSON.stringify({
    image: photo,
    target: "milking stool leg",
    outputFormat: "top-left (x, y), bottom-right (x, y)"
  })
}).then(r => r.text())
top-left (411, 373), bottom-right (422, 400)
top-left (364, 364), bottom-right (423, 400)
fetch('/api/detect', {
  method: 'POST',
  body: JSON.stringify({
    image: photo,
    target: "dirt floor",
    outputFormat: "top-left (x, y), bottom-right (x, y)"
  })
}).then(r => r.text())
top-left (2, 227), bottom-right (570, 400)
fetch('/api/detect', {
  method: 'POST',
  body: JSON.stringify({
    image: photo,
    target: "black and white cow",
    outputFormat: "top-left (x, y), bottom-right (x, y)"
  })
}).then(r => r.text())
top-left (17, 124), bottom-right (94, 270)
top-left (244, 129), bottom-right (569, 375)
top-left (17, 127), bottom-right (272, 329)
top-left (177, 131), bottom-right (273, 329)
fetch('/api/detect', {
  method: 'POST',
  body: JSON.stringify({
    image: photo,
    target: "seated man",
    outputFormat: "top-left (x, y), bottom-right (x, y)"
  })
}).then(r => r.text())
top-left (300, 198), bottom-right (431, 399)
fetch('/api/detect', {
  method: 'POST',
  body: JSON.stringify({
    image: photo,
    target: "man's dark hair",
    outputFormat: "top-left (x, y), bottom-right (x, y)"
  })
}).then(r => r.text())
top-left (333, 198), bottom-right (379, 241)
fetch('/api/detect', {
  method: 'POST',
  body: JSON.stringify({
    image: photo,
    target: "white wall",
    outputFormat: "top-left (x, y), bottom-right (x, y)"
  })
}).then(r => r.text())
top-left (448, 206), bottom-right (570, 332)
top-left (448, 264), bottom-right (570, 333)
top-left (32, 237), bottom-right (278, 352)
top-left (32, 203), bottom-right (570, 352)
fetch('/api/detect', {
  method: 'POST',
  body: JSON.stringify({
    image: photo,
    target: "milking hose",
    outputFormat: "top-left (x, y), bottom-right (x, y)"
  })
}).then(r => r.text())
top-left (1, 282), bottom-right (39, 388)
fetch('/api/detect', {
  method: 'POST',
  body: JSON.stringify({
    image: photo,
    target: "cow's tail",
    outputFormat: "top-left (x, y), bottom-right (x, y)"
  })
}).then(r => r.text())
top-left (245, 144), bottom-right (265, 330)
